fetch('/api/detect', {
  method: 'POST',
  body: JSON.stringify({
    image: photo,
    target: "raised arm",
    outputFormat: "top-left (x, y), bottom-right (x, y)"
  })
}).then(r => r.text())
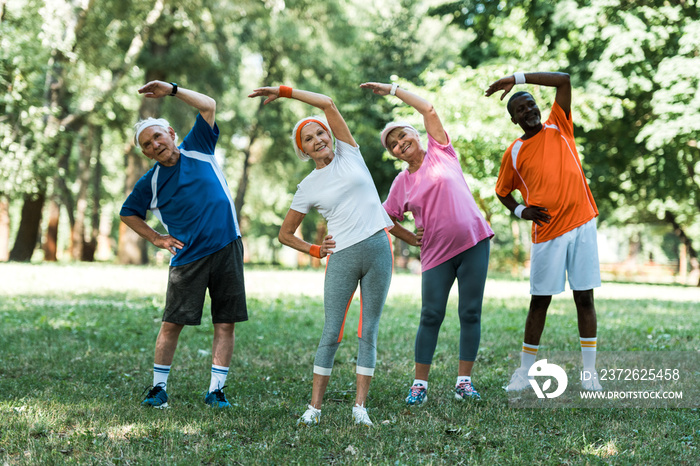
top-left (485, 72), bottom-right (571, 117)
top-left (360, 82), bottom-right (446, 145)
top-left (138, 81), bottom-right (217, 128)
top-left (248, 86), bottom-right (355, 147)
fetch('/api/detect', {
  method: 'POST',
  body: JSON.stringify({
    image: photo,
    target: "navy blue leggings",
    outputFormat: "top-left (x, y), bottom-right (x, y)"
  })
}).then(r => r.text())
top-left (415, 238), bottom-right (490, 364)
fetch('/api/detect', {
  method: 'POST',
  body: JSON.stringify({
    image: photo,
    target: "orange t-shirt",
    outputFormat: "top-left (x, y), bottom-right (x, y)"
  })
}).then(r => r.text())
top-left (495, 101), bottom-right (598, 243)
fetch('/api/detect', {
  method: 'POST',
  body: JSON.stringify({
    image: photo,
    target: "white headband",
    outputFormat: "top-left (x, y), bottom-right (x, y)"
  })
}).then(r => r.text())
top-left (134, 118), bottom-right (171, 147)
top-left (380, 121), bottom-right (419, 149)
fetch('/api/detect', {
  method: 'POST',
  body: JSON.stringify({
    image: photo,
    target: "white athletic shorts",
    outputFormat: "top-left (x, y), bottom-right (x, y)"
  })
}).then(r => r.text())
top-left (529, 218), bottom-right (601, 296)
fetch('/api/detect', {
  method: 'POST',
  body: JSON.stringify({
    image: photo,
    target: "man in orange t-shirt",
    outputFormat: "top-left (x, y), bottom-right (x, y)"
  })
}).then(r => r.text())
top-left (486, 71), bottom-right (602, 392)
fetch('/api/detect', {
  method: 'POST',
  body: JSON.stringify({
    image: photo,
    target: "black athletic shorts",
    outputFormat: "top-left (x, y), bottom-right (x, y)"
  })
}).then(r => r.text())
top-left (163, 238), bottom-right (248, 325)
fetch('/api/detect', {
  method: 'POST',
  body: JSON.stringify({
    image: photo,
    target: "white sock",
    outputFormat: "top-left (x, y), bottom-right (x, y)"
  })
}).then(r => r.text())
top-left (153, 364), bottom-right (170, 390)
top-left (580, 337), bottom-right (597, 370)
top-left (521, 343), bottom-right (539, 370)
top-left (412, 379), bottom-right (428, 390)
top-left (456, 376), bottom-right (471, 386)
top-left (209, 365), bottom-right (229, 393)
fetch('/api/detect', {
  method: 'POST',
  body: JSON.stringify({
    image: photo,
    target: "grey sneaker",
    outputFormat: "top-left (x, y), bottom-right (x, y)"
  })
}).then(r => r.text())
top-left (352, 404), bottom-right (373, 427)
top-left (581, 370), bottom-right (603, 391)
top-left (505, 367), bottom-right (531, 392)
top-left (297, 405), bottom-right (321, 426)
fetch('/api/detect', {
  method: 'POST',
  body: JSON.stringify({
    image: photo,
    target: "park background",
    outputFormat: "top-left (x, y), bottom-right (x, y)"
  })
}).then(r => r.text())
top-left (1, 1), bottom-right (700, 464)
top-left (1, 0), bottom-right (699, 286)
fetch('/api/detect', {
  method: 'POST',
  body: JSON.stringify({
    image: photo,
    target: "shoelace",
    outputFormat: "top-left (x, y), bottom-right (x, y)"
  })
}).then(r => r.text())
top-left (355, 410), bottom-right (370, 421)
top-left (409, 385), bottom-right (425, 397)
top-left (353, 406), bottom-right (373, 425)
top-left (142, 384), bottom-right (165, 398)
top-left (303, 405), bottom-right (320, 421)
top-left (210, 385), bottom-right (228, 401)
top-left (456, 382), bottom-right (473, 392)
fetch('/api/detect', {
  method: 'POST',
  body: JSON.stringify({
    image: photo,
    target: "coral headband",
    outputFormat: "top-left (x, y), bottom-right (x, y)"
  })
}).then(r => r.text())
top-left (295, 119), bottom-right (329, 151)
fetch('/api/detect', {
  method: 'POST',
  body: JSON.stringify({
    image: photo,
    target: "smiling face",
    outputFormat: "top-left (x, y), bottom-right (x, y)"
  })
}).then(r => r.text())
top-left (138, 125), bottom-right (180, 166)
top-left (509, 93), bottom-right (542, 133)
top-left (299, 122), bottom-right (333, 163)
top-left (385, 127), bottom-right (422, 164)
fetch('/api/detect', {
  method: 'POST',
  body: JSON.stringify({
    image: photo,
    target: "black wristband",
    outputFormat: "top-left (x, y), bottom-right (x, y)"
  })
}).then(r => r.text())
top-left (169, 82), bottom-right (178, 96)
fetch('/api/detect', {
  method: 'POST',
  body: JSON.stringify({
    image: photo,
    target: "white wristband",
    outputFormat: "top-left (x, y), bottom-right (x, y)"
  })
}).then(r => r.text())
top-left (514, 204), bottom-right (526, 219)
top-left (390, 83), bottom-right (399, 96)
top-left (514, 72), bottom-right (526, 85)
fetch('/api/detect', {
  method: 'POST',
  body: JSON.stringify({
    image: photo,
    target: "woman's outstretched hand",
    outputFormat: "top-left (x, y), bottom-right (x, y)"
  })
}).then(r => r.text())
top-left (360, 82), bottom-right (391, 96)
top-left (248, 87), bottom-right (281, 105)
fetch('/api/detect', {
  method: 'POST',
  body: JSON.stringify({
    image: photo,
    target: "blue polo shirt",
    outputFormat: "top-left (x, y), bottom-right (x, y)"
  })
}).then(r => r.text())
top-left (120, 114), bottom-right (240, 266)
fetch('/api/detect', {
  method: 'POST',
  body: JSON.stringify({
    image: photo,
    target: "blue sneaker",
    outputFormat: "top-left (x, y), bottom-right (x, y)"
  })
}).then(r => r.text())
top-left (455, 380), bottom-right (481, 401)
top-left (142, 384), bottom-right (168, 408)
top-left (205, 387), bottom-right (231, 408)
top-left (405, 384), bottom-right (427, 406)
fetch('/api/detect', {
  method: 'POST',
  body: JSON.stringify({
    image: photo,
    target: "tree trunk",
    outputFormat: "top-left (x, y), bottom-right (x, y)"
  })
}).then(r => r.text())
top-left (234, 52), bottom-right (281, 225)
top-left (43, 201), bottom-right (60, 261)
top-left (118, 221), bottom-right (148, 265)
top-left (0, 197), bottom-right (9, 261)
top-left (117, 49), bottom-right (168, 264)
top-left (8, 193), bottom-right (45, 262)
top-left (665, 211), bottom-right (700, 286)
top-left (233, 147), bottom-right (252, 223)
top-left (83, 125), bottom-right (103, 262)
top-left (9, 0), bottom-right (165, 264)
top-left (117, 143), bottom-right (151, 265)
top-left (71, 126), bottom-right (96, 260)
top-left (234, 103), bottom-right (264, 223)
top-left (95, 208), bottom-right (113, 261)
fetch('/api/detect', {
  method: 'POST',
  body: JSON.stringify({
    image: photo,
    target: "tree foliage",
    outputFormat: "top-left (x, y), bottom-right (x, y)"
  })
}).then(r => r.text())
top-left (1, 0), bottom-right (697, 279)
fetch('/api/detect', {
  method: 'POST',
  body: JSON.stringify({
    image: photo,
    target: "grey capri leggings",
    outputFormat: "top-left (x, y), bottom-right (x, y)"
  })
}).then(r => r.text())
top-left (415, 238), bottom-right (490, 365)
top-left (313, 229), bottom-right (393, 377)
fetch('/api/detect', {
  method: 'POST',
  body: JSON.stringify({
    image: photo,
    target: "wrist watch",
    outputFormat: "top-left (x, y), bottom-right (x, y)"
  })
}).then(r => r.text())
top-left (169, 82), bottom-right (178, 96)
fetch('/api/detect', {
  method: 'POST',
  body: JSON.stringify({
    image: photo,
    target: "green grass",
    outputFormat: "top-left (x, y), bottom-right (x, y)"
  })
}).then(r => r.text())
top-left (0, 263), bottom-right (698, 464)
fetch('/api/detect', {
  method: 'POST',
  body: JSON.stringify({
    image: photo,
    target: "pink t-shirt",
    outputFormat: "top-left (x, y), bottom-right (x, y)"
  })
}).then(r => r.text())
top-left (383, 133), bottom-right (494, 272)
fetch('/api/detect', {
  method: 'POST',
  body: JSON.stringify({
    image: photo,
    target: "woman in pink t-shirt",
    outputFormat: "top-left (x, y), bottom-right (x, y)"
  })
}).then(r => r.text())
top-left (361, 81), bottom-right (493, 405)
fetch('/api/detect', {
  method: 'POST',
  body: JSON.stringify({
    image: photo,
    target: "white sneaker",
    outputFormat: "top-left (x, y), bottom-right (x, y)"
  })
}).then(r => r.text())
top-left (297, 404), bottom-right (321, 426)
top-left (505, 367), bottom-right (531, 392)
top-left (352, 404), bottom-right (374, 427)
top-left (581, 370), bottom-right (603, 391)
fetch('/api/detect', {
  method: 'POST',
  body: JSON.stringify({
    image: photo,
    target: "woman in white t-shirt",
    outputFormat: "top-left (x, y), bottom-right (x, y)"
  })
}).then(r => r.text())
top-left (249, 85), bottom-right (394, 427)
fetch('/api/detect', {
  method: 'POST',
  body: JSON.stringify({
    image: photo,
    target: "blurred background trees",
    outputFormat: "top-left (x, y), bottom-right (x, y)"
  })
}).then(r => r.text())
top-left (1, 0), bottom-right (698, 284)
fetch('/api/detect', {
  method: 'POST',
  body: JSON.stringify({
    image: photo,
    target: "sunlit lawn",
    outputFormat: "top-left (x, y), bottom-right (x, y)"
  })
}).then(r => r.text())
top-left (0, 263), bottom-right (698, 464)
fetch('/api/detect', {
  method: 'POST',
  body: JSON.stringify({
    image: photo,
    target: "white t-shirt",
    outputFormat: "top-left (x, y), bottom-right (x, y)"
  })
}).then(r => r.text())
top-left (290, 139), bottom-right (393, 252)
